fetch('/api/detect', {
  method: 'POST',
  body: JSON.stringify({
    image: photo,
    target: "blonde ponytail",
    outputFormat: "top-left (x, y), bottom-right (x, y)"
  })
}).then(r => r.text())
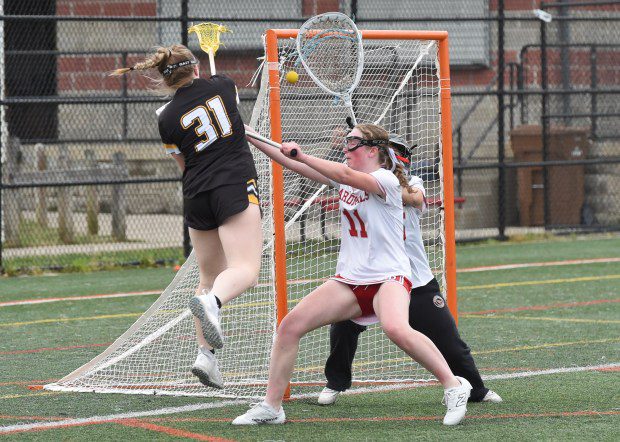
top-left (110, 47), bottom-right (169, 76)
top-left (108, 45), bottom-right (196, 93)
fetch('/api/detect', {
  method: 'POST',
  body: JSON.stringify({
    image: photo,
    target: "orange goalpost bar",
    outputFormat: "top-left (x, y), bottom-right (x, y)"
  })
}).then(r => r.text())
top-left (265, 29), bottom-right (290, 399)
top-left (438, 37), bottom-right (458, 325)
top-left (265, 29), bottom-right (458, 348)
top-left (265, 29), bottom-right (289, 328)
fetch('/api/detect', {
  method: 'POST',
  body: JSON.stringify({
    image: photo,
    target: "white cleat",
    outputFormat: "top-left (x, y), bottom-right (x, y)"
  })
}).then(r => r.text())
top-left (191, 350), bottom-right (224, 389)
top-left (318, 387), bottom-right (341, 405)
top-left (443, 376), bottom-right (472, 426)
top-left (482, 389), bottom-right (503, 403)
top-left (232, 401), bottom-right (286, 425)
top-left (189, 291), bottom-right (224, 349)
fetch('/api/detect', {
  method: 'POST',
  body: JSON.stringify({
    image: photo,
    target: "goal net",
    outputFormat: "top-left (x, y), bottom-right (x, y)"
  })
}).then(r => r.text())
top-left (45, 29), bottom-right (455, 399)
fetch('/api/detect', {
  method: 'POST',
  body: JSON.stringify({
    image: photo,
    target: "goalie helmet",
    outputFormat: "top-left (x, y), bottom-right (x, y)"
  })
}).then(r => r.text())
top-left (388, 134), bottom-right (412, 157)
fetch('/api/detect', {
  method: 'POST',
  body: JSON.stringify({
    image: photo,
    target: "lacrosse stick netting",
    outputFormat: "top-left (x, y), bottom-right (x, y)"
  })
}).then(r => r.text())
top-left (296, 12), bottom-right (364, 124)
top-left (188, 22), bottom-right (231, 75)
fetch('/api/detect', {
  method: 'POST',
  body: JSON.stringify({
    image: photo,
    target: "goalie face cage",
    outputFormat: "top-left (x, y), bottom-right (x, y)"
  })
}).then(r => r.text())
top-left (43, 29), bottom-right (456, 401)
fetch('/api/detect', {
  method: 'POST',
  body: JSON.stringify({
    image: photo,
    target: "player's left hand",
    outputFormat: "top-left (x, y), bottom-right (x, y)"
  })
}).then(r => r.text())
top-left (281, 142), bottom-right (302, 160)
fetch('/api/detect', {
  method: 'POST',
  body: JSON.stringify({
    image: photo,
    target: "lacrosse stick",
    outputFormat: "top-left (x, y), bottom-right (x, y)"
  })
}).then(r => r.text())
top-left (245, 127), bottom-right (297, 157)
top-left (188, 22), bottom-right (231, 76)
top-left (296, 12), bottom-right (364, 125)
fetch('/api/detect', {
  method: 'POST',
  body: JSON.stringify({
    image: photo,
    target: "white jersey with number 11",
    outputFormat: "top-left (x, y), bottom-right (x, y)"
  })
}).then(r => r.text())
top-left (330, 168), bottom-right (411, 284)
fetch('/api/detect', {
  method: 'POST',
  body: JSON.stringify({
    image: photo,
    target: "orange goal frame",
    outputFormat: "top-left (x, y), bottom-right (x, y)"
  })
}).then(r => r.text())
top-left (264, 29), bottom-right (458, 332)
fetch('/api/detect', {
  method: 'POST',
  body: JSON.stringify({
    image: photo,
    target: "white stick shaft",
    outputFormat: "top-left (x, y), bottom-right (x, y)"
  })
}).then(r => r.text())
top-left (245, 130), bottom-right (282, 149)
top-left (343, 95), bottom-right (357, 126)
top-left (208, 49), bottom-right (216, 75)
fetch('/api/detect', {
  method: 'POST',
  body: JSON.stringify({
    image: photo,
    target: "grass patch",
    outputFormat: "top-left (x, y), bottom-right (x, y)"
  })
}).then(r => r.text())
top-left (2, 247), bottom-right (185, 276)
top-left (0, 236), bottom-right (618, 439)
top-left (456, 233), bottom-right (620, 268)
top-left (9, 219), bottom-right (125, 248)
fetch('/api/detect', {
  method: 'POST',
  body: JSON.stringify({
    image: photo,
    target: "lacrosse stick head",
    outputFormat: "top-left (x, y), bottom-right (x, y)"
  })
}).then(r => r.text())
top-left (188, 22), bottom-right (231, 55)
top-left (296, 12), bottom-right (364, 102)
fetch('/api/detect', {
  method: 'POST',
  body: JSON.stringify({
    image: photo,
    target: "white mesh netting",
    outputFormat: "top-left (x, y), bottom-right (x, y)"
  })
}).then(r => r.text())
top-left (45, 33), bottom-right (447, 399)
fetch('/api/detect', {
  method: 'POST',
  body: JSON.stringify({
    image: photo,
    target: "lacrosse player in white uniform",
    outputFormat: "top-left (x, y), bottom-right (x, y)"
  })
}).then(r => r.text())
top-left (233, 123), bottom-right (472, 426)
top-left (319, 137), bottom-right (502, 405)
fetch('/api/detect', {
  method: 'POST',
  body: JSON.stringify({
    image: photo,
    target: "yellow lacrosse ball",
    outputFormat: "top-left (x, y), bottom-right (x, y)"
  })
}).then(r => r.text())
top-left (285, 70), bottom-right (299, 84)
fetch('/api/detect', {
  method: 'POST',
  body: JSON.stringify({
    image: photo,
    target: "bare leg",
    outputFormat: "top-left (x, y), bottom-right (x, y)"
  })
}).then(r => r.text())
top-left (189, 204), bottom-right (261, 349)
top-left (374, 282), bottom-right (460, 389)
top-left (210, 204), bottom-right (263, 305)
top-left (264, 280), bottom-right (361, 409)
top-left (189, 227), bottom-right (227, 349)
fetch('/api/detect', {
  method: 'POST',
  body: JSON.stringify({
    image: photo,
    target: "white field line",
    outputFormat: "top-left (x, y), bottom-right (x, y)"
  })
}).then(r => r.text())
top-left (0, 400), bottom-right (244, 434)
top-left (1, 362), bottom-right (618, 434)
top-left (292, 362), bottom-right (620, 399)
top-left (0, 291), bottom-right (160, 307)
top-left (3, 257), bottom-right (619, 309)
top-left (458, 257), bottom-right (620, 273)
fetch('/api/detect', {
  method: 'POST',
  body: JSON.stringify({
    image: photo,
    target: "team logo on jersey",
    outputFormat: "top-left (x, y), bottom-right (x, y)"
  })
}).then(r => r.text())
top-left (433, 295), bottom-right (445, 308)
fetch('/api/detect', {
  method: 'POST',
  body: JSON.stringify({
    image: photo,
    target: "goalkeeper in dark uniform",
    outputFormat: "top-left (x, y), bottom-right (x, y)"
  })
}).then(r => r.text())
top-left (317, 134), bottom-right (502, 405)
top-left (112, 44), bottom-right (262, 390)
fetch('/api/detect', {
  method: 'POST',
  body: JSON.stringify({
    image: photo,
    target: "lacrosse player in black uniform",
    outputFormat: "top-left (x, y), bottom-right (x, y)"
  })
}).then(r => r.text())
top-left (112, 44), bottom-right (262, 389)
top-left (318, 134), bottom-right (502, 405)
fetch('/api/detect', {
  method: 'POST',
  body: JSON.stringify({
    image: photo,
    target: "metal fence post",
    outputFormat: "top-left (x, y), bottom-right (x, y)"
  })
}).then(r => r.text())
top-left (111, 152), bottom-right (128, 242)
top-left (36, 144), bottom-right (48, 228)
top-left (497, 0), bottom-right (507, 240)
top-left (541, 6), bottom-right (550, 229)
top-left (121, 51), bottom-right (128, 141)
top-left (590, 45), bottom-right (598, 138)
top-left (0, 107), bottom-right (3, 272)
top-left (350, 0), bottom-right (358, 21)
top-left (559, 2), bottom-right (571, 126)
top-left (85, 149), bottom-right (99, 235)
top-left (57, 152), bottom-right (75, 244)
top-left (181, 0), bottom-right (191, 258)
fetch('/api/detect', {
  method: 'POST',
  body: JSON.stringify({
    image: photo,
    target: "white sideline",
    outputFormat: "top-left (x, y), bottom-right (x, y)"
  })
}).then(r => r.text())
top-left (458, 257), bottom-right (620, 273)
top-left (0, 291), bottom-right (160, 307)
top-left (291, 362), bottom-right (620, 399)
top-left (0, 400), bottom-right (244, 434)
top-left (4, 257), bottom-right (619, 309)
top-left (1, 363), bottom-right (617, 434)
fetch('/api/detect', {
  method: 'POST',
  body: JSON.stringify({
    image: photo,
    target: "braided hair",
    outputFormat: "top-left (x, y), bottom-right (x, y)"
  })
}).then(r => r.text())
top-left (110, 44), bottom-right (197, 93)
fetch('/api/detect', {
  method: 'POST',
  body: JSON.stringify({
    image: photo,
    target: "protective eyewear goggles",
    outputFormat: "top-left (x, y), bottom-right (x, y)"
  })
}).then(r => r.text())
top-left (343, 135), bottom-right (385, 152)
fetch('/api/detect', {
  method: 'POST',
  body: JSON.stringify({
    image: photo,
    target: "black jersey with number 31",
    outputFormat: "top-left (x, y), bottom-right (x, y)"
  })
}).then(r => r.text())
top-left (158, 75), bottom-right (257, 198)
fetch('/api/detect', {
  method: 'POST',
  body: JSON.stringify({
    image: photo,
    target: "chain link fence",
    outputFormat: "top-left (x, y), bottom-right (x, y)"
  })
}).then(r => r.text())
top-left (1, 0), bottom-right (619, 272)
top-left (509, 1), bottom-right (620, 235)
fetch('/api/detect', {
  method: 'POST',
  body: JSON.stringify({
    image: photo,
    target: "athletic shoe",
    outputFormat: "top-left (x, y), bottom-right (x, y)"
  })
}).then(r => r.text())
top-left (442, 376), bottom-right (472, 426)
top-left (482, 389), bottom-right (503, 403)
top-left (189, 291), bottom-right (224, 349)
top-left (191, 350), bottom-right (224, 389)
top-left (232, 401), bottom-right (286, 425)
top-left (318, 387), bottom-right (341, 405)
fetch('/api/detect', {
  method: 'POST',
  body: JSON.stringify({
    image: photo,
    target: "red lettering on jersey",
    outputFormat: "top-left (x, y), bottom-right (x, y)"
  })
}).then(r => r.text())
top-left (343, 209), bottom-right (368, 238)
top-left (339, 188), bottom-right (369, 206)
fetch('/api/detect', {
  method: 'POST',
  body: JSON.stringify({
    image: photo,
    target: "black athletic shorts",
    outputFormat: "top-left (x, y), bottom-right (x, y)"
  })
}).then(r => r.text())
top-left (184, 178), bottom-right (259, 231)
